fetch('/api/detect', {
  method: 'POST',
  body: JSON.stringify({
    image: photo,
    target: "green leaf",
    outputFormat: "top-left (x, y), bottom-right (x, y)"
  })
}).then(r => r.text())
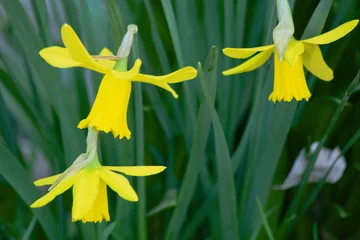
top-left (312, 222), bottom-right (319, 240)
top-left (301, 0), bottom-right (334, 39)
top-left (147, 189), bottom-right (177, 217)
top-left (101, 222), bottom-right (118, 240)
top-left (329, 203), bottom-right (350, 219)
top-left (286, 70), bottom-right (360, 219)
top-left (198, 60), bottom-right (238, 239)
top-left (160, 0), bottom-right (197, 151)
top-left (255, 197), bottom-right (275, 240)
top-left (106, 0), bottom-right (127, 50)
top-left (165, 47), bottom-right (218, 240)
top-left (21, 217), bottom-right (37, 240)
top-left (0, 143), bottom-right (60, 240)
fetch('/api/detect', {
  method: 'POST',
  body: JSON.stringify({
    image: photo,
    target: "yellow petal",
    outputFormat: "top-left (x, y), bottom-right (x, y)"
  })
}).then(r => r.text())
top-left (138, 66), bottom-right (197, 84)
top-left (39, 47), bottom-right (82, 68)
top-left (269, 52), bottom-right (311, 102)
top-left (222, 49), bottom-right (273, 75)
top-left (302, 43), bottom-right (333, 81)
top-left (133, 73), bottom-right (178, 98)
top-left (77, 180), bottom-right (110, 223)
top-left (34, 173), bottom-right (62, 186)
top-left (72, 169), bottom-right (100, 221)
top-left (223, 45), bottom-right (274, 59)
top-left (99, 48), bottom-right (115, 56)
top-left (111, 59), bottom-right (142, 80)
top-left (31, 175), bottom-right (76, 208)
top-left (96, 48), bottom-right (116, 69)
top-left (78, 74), bottom-right (132, 139)
top-left (104, 166), bottom-right (166, 176)
top-left (99, 168), bottom-right (138, 202)
top-left (132, 66), bottom-right (197, 98)
top-left (284, 40), bottom-right (304, 66)
top-left (301, 20), bottom-right (359, 45)
top-left (61, 24), bottom-right (108, 73)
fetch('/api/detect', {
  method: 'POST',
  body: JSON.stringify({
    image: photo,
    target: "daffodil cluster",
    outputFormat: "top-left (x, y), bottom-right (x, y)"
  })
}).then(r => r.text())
top-left (40, 24), bottom-right (197, 139)
top-left (31, 24), bottom-right (197, 222)
top-left (31, 0), bottom-right (359, 224)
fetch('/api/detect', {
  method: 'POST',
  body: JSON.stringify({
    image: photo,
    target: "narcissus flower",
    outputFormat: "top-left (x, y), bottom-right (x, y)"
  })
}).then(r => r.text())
top-left (40, 24), bottom-right (197, 139)
top-left (223, 20), bottom-right (359, 102)
top-left (31, 158), bottom-right (165, 222)
top-left (31, 128), bottom-right (166, 223)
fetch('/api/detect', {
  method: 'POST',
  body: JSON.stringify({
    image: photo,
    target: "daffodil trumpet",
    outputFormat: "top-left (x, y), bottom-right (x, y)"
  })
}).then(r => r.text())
top-left (31, 127), bottom-right (166, 223)
top-left (40, 24), bottom-right (197, 139)
top-left (223, 20), bottom-right (359, 103)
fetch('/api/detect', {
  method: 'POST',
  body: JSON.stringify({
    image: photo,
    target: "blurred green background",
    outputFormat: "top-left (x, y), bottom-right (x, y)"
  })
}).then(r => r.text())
top-left (0, 0), bottom-right (359, 239)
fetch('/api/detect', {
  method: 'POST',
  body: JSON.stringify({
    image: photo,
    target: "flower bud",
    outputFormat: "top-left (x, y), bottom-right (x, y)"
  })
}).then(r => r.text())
top-left (116, 24), bottom-right (138, 58)
top-left (273, 0), bottom-right (294, 61)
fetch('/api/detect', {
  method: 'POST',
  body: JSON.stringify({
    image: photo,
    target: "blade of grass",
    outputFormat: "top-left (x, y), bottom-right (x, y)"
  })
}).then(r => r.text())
top-left (160, 0), bottom-right (197, 151)
top-left (243, 0), bottom-right (335, 236)
top-left (0, 0), bottom-right (51, 120)
top-left (255, 197), bottom-right (275, 240)
top-left (250, 205), bottom-right (279, 240)
top-left (106, 0), bottom-right (126, 49)
top-left (293, 0), bottom-right (334, 126)
top-left (300, 0), bottom-right (334, 39)
top-left (0, 143), bottom-right (60, 240)
top-left (198, 61), bottom-right (239, 239)
top-left (313, 222), bottom-right (319, 240)
top-left (237, 1), bottom-right (276, 235)
top-left (285, 71), bottom-right (360, 220)
top-left (165, 47), bottom-right (218, 240)
top-left (2, 0), bottom-right (85, 164)
top-left (132, 38), bottom-right (147, 240)
top-left (31, 0), bottom-right (51, 45)
top-left (0, 95), bottom-right (17, 155)
top-left (21, 217), bottom-right (37, 240)
top-left (180, 189), bottom-right (217, 240)
top-left (299, 125), bottom-right (360, 216)
top-left (101, 222), bottom-right (118, 240)
top-left (278, 70), bottom-right (360, 239)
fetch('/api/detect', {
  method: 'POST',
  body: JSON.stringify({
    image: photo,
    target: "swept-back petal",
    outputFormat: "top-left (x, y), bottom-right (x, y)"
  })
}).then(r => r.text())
top-left (302, 43), bottom-right (333, 81)
top-left (132, 66), bottom-right (197, 98)
top-left (72, 169), bottom-right (100, 220)
top-left (104, 166), bottom-right (166, 176)
top-left (111, 59), bottom-right (142, 80)
top-left (96, 48), bottom-right (116, 69)
top-left (136, 66), bottom-right (197, 84)
top-left (99, 168), bottom-right (138, 202)
top-left (34, 173), bottom-right (62, 186)
top-left (301, 20), bottom-right (359, 45)
top-left (223, 45), bottom-right (274, 59)
top-left (78, 74), bottom-right (132, 139)
top-left (39, 47), bottom-right (82, 68)
top-left (61, 24), bottom-right (108, 73)
top-left (78, 180), bottom-right (110, 223)
top-left (222, 49), bottom-right (273, 75)
top-left (31, 175), bottom-right (76, 208)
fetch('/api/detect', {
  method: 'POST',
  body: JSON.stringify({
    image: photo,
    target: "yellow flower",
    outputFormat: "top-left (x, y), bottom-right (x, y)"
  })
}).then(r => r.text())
top-left (223, 20), bottom-right (359, 102)
top-left (31, 156), bottom-right (166, 223)
top-left (39, 24), bottom-right (197, 139)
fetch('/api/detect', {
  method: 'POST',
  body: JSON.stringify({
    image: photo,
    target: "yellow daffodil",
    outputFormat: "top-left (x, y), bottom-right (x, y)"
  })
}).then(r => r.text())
top-left (40, 24), bottom-right (197, 139)
top-left (223, 20), bottom-right (359, 102)
top-left (31, 127), bottom-right (166, 223)
top-left (31, 157), bottom-right (166, 223)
